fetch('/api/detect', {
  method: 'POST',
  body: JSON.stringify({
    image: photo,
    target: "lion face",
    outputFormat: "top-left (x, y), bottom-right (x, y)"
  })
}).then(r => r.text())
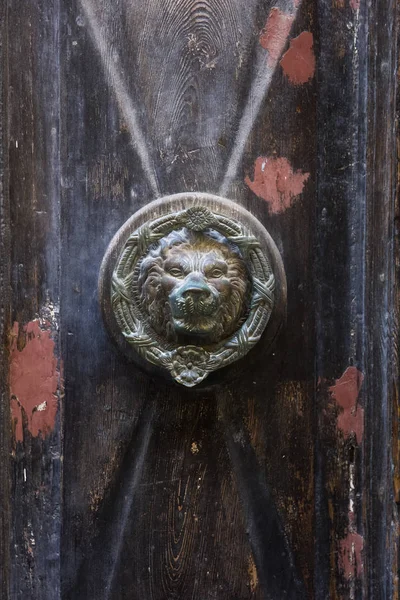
top-left (137, 229), bottom-right (250, 344)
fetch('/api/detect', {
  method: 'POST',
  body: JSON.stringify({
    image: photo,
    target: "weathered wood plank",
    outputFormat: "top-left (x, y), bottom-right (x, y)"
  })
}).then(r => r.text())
top-left (364, 0), bottom-right (398, 594)
top-left (314, 0), bottom-right (369, 594)
top-left (6, 1), bottom-right (63, 598)
top-left (0, 0), bottom-right (11, 597)
top-left (315, 0), bottom-right (399, 597)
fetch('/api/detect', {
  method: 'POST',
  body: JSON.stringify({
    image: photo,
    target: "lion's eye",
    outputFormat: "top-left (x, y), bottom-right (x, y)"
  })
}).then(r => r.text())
top-left (210, 269), bottom-right (224, 278)
top-left (168, 267), bottom-right (184, 278)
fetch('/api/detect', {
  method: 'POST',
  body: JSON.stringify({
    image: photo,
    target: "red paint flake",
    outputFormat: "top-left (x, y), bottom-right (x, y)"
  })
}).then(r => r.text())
top-left (339, 531), bottom-right (364, 578)
top-left (259, 8), bottom-right (295, 67)
top-left (280, 32), bottom-right (316, 85)
top-left (245, 156), bottom-right (309, 213)
top-left (329, 366), bottom-right (364, 444)
top-left (10, 320), bottom-right (60, 442)
top-left (349, 0), bottom-right (360, 10)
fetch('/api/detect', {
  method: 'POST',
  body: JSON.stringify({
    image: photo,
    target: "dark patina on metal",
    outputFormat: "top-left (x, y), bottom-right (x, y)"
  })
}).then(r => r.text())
top-left (100, 194), bottom-right (286, 387)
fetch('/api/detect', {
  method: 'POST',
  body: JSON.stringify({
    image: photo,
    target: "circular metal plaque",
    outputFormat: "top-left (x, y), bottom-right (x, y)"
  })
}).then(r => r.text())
top-left (99, 193), bottom-right (286, 387)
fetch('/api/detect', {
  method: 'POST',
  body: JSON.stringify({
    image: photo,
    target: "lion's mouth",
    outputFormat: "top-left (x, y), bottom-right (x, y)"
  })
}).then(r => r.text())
top-left (170, 293), bottom-right (221, 337)
top-left (174, 294), bottom-right (218, 318)
top-left (172, 314), bottom-right (219, 336)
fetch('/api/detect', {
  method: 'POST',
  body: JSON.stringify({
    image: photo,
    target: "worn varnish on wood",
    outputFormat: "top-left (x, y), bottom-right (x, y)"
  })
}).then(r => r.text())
top-left (0, 0), bottom-right (398, 599)
top-left (2, 1), bottom-right (63, 599)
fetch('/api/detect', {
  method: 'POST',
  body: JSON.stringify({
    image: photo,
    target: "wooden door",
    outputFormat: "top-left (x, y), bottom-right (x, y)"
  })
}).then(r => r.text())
top-left (0, 0), bottom-right (398, 598)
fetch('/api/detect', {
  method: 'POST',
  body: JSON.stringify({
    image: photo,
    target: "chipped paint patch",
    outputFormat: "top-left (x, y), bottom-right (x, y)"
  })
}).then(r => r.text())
top-left (259, 8), bottom-right (295, 67)
top-left (248, 553), bottom-right (259, 593)
top-left (10, 320), bottom-right (60, 442)
top-left (245, 156), bottom-right (309, 213)
top-left (191, 441), bottom-right (200, 455)
top-left (280, 32), bottom-right (315, 85)
top-left (329, 367), bottom-right (364, 443)
top-left (339, 531), bottom-right (364, 579)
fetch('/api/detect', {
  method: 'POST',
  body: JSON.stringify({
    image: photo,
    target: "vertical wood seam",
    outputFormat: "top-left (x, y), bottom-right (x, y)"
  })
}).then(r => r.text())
top-left (0, 0), bottom-right (11, 596)
top-left (364, 0), bottom-right (399, 596)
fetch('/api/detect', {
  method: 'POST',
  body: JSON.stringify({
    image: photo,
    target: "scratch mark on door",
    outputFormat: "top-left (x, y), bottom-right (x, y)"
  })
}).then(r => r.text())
top-left (79, 0), bottom-right (160, 197)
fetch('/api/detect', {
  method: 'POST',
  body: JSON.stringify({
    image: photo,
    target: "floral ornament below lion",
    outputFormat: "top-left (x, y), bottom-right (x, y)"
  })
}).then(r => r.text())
top-left (164, 346), bottom-right (215, 387)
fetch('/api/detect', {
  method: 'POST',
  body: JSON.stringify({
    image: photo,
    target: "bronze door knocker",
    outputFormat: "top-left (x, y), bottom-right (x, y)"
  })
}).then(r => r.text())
top-left (99, 193), bottom-right (286, 387)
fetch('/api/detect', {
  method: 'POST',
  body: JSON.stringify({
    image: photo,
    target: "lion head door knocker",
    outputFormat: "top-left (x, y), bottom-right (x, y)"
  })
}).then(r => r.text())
top-left (99, 193), bottom-right (286, 387)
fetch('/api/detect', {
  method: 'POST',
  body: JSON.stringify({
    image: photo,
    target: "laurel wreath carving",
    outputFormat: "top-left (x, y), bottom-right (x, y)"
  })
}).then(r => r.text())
top-left (111, 206), bottom-right (275, 387)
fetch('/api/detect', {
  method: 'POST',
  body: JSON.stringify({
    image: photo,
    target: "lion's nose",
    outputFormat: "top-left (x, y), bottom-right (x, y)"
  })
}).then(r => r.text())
top-left (181, 277), bottom-right (212, 300)
top-left (182, 285), bottom-right (211, 299)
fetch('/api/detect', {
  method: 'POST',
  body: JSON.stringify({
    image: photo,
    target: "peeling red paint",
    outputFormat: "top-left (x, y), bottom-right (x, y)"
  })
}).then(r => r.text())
top-left (245, 156), bottom-right (309, 213)
top-left (329, 366), bottom-right (364, 444)
top-left (10, 320), bottom-right (60, 442)
top-left (280, 32), bottom-right (315, 85)
top-left (349, 0), bottom-right (360, 11)
top-left (339, 531), bottom-right (364, 578)
top-left (259, 8), bottom-right (295, 67)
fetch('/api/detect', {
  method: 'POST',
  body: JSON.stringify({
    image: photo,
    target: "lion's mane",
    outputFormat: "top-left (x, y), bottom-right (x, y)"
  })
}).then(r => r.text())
top-left (137, 228), bottom-right (250, 344)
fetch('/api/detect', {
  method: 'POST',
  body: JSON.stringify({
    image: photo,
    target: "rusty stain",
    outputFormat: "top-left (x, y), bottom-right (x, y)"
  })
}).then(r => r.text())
top-left (280, 32), bottom-right (316, 85)
top-left (245, 156), bottom-right (309, 213)
top-left (329, 366), bottom-right (364, 444)
top-left (259, 8), bottom-right (295, 67)
top-left (10, 320), bottom-right (60, 442)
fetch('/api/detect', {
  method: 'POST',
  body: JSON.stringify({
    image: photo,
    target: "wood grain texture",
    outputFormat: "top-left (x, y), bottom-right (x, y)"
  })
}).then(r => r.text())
top-left (107, 0), bottom-right (265, 194)
top-left (364, 0), bottom-right (398, 594)
top-left (395, 52), bottom-right (400, 597)
top-left (60, 1), bottom-right (315, 598)
top-left (6, 1), bottom-right (62, 598)
top-left (130, 0), bottom-right (250, 193)
top-left (315, 0), bottom-right (399, 597)
top-left (394, 28), bottom-right (400, 596)
top-left (314, 0), bottom-right (369, 594)
top-left (1, 0), bottom-right (398, 598)
top-left (0, 0), bottom-right (10, 597)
